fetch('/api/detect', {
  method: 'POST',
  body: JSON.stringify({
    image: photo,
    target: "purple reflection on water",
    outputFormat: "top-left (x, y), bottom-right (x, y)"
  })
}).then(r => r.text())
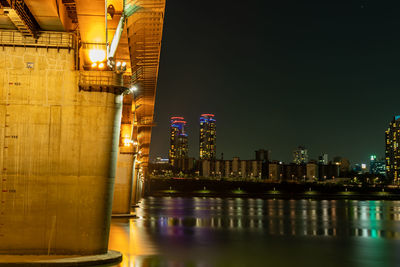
top-left (108, 197), bottom-right (400, 267)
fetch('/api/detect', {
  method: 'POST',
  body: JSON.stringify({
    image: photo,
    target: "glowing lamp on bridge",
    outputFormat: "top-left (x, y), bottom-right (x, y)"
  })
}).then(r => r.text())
top-left (125, 85), bottom-right (138, 95)
top-left (123, 138), bottom-right (132, 146)
top-left (116, 61), bottom-right (127, 72)
top-left (89, 49), bottom-right (106, 63)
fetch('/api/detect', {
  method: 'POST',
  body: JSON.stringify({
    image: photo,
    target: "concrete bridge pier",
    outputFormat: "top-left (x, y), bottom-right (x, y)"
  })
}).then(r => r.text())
top-left (0, 43), bottom-right (121, 258)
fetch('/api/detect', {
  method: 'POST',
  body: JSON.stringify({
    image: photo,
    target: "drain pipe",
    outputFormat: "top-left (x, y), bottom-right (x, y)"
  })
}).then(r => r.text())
top-left (110, 87), bottom-right (135, 178)
top-left (109, 94), bottom-right (124, 178)
top-left (107, 0), bottom-right (142, 67)
top-left (104, 88), bottom-right (134, 243)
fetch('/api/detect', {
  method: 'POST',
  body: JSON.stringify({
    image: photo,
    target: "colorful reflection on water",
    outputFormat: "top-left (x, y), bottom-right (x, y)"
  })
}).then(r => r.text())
top-left (108, 197), bottom-right (400, 266)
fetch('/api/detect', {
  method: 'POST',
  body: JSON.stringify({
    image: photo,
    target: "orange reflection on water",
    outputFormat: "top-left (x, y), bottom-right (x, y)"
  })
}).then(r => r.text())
top-left (108, 219), bottom-right (158, 267)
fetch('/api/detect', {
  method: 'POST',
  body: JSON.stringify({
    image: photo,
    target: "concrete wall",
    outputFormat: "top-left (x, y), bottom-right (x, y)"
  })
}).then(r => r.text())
top-left (112, 153), bottom-right (134, 214)
top-left (0, 46), bottom-right (117, 255)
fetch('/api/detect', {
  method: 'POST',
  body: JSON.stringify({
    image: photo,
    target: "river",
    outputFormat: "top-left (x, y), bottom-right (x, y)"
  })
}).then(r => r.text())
top-left (108, 197), bottom-right (400, 266)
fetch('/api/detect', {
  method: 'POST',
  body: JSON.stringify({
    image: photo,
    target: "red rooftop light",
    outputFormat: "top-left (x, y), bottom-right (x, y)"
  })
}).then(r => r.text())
top-left (171, 116), bottom-right (184, 120)
top-left (171, 120), bottom-right (187, 124)
top-left (201, 114), bottom-right (215, 117)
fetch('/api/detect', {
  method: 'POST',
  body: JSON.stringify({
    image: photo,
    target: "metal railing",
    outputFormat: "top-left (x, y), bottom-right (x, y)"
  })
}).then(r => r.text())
top-left (79, 71), bottom-right (125, 87)
top-left (0, 30), bottom-right (76, 49)
top-left (78, 71), bottom-right (135, 95)
top-left (130, 66), bottom-right (143, 85)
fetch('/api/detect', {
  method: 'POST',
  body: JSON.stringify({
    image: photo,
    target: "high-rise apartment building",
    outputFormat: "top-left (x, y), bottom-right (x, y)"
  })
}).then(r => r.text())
top-left (199, 114), bottom-right (216, 160)
top-left (169, 117), bottom-right (188, 166)
top-left (385, 116), bottom-right (400, 182)
top-left (293, 146), bottom-right (308, 164)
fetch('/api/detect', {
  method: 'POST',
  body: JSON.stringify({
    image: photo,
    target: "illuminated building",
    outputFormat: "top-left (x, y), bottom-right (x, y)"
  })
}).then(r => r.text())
top-left (269, 161), bottom-right (284, 181)
top-left (255, 149), bottom-right (270, 178)
top-left (369, 155), bottom-right (386, 176)
top-left (385, 116), bottom-right (400, 182)
top-left (154, 157), bottom-right (169, 164)
top-left (200, 158), bottom-right (262, 179)
top-left (284, 163), bottom-right (307, 181)
top-left (199, 114), bottom-right (216, 160)
top-left (318, 154), bottom-right (328, 165)
top-left (169, 117), bottom-right (188, 166)
top-left (353, 163), bottom-right (367, 174)
top-left (293, 146), bottom-right (308, 164)
top-left (306, 162), bottom-right (319, 181)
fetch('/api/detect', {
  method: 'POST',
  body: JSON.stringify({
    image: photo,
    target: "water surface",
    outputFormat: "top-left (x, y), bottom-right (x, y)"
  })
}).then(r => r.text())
top-left (108, 197), bottom-right (400, 266)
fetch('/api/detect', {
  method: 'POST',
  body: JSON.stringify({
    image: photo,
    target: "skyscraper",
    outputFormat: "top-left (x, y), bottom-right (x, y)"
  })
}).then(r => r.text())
top-left (169, 117), bottom-right (188, 166)
top-left (385, 116), bottom-right (400, 182)
top-left (293, 146), bottom-right (308, 164)
top-left (199, 114), bottom-right (216, 160)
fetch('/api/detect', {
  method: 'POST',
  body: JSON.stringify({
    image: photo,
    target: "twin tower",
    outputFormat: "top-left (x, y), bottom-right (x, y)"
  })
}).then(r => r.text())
top-left (169, 114), bottom-right (216, 165)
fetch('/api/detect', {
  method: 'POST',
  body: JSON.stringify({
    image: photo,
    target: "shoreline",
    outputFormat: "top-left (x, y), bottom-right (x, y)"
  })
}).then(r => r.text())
top-left (148, 178), bottom-right (400, 200)
top-left (149, 191), bottom-right (399, 200)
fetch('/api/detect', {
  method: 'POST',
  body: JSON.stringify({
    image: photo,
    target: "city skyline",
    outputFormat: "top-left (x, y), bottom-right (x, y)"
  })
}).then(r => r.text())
top-left (154, 111), bottom-right (389, 166)
top-left (150, 1), bottom-right (400, 164)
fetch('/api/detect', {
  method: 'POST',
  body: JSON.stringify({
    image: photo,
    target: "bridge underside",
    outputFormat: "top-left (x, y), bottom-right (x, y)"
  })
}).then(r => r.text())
top-left (0, 0), bottom-right (165, 255)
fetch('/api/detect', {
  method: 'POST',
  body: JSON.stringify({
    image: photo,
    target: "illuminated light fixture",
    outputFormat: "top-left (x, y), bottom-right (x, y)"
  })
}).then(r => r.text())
top-left (107, 4), bottom-right (115, 20)
top-left (115, 61), bottom-right (127, 72)
top-left (361, 164), bottom-right (367, 169)
top-left (129, 85), bottom-right (138, 93)
top-left (89, 49), bottom-right (106, 63)
top-left (124, 85), bottom-right (138, 95)
top-left (123, 138), bottom-right (132, 146)
top-left (98, 63), bottom-right (105, 69)
top-left (91, 62), bottom-right (97, 68)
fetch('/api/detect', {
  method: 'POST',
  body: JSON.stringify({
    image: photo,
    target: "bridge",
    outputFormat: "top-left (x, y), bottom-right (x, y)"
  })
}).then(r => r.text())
top-left (0, 0), bottom-right (165, 257)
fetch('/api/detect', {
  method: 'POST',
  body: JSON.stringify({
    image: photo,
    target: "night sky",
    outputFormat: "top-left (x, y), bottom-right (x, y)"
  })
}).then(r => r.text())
top-left (150, 1), bottom-right (400, 165)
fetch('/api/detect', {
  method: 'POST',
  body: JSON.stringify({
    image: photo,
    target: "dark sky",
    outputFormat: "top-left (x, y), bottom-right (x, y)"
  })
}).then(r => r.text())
top-left (150, 1), bottom-right (400, 165)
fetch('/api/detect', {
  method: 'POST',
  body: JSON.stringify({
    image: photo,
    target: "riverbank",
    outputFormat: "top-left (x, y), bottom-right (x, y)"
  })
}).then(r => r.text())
top-left (148, 178), bottom-right (400, 200)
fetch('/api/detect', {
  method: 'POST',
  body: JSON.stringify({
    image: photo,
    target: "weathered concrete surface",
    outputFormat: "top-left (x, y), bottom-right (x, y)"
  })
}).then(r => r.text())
top-left (112, 153), bottom-right (134, 214)
top-left (0, 46), bottom-right (117, 254)
top-left (0, 250), bottom-right (122, 266)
